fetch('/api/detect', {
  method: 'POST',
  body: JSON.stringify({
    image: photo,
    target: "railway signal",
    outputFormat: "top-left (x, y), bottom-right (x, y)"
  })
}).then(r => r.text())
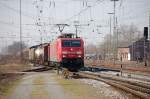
top-left (144, 27), bottom-right (148, 66)
top-left (144, 27), bottom-right (148, 40)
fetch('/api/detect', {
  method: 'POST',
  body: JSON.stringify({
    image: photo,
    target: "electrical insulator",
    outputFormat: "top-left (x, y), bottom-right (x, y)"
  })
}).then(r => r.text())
top-left (40, 10), bottom-right (43, 13)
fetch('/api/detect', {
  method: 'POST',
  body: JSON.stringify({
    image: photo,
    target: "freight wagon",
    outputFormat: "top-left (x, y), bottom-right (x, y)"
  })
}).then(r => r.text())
top-left (29, 43), bottom-right (49, 65)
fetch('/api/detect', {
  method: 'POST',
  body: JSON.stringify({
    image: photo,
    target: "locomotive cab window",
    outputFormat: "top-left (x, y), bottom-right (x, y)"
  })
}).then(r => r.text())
top-left (62, 40), bottom-right (81, 47)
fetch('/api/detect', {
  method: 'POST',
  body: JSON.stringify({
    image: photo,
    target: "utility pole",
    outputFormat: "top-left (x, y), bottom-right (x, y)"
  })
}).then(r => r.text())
top-left (20, 0), bottom-right (23, 61)
top-left (111, 0), bottom-right (119, 64)
top-left (116, 17), bottom-right (119, 56)
top-left (108, 13), bottom-right (114, 57)
top-left (149, 13), bottom-right (150, 40)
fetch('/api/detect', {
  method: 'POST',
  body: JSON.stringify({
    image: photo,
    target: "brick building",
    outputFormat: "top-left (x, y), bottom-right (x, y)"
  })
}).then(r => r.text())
top-left (117, 38), bottom-right (150, 62)
top-left (128, 38), bottom-right (150, 61)
top-left (118, 47), bottom-right (130, 62)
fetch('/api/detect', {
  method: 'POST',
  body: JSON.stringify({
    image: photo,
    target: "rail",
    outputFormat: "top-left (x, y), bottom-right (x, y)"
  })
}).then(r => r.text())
top-left (77, 71), bottom-right (150, 99)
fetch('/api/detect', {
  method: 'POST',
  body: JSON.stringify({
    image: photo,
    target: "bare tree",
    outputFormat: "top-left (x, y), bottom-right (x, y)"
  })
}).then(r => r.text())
top-left (0, 41), bottom-right (27, 64)
top-left (98, 24), bottom-right (142, 60)
top-left (9, 42), bottom-right (26, 56)
top-left (118, 24), bottom-right (142, 46)
top-left (1, 41), bottom-right (27, 56)
top-left (85, 44), bottom-right (97, 54)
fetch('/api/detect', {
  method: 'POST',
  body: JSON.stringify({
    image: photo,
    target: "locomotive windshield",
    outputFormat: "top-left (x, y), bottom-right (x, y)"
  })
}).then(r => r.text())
top-left (62, 40), bottom-right (81, 47)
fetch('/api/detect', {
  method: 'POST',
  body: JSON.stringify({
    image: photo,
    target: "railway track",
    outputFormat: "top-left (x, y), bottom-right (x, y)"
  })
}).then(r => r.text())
top-left (23, 66), bottom-right (53, 72)
top-left (77, 71), bottom-right (150, 99)
top-left (23, 65), bottom-right (150, 99)
top-left (83, 66), bottom-right (150, 83)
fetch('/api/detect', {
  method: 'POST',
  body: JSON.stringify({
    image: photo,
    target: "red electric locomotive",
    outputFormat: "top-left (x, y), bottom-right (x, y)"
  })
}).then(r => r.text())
top-left (49, 33), bottom-right (84, 71)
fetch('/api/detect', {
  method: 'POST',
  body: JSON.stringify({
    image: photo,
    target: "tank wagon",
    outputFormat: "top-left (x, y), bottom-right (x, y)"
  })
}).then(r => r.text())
top-left (29, 33), bottom-right (84, 72)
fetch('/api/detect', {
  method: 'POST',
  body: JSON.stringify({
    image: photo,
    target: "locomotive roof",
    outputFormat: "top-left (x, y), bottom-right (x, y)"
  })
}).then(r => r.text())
top-left (58, 33), bottom-right (74, 38)
top-left (58, 37), bottom-right (82, 40)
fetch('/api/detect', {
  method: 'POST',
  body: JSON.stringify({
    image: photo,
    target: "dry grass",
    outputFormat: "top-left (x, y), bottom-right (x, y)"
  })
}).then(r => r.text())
top-left (0, 73), bottom-right (24, 98)
top-left (0, 63), bottom-right (31, 73)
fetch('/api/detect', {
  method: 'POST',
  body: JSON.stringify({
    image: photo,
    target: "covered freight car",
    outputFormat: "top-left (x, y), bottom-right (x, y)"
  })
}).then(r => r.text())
top-left (43, 43), bottom-right (50, 65)
top-left (29, 43), bottom-right (50, 65)
top-left (29, 45), bottom-right (38, 63)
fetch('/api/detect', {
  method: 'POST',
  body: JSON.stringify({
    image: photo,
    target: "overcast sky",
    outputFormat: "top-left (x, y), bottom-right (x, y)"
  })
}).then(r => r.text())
top-left (0, 0), bottom-right (150, 53)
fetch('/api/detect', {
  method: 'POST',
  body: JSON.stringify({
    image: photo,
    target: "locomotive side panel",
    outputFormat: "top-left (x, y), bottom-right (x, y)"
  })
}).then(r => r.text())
top-left (57, 39), bottom-right (62, 62)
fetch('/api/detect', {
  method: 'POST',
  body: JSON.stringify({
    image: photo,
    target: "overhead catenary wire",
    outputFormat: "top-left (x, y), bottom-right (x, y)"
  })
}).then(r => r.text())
top-left (48, 0), bottom-right (105, 35)
top-left (0, 2), bottom-right (35, 19)
top-left (62, 0), bottom-right (105, 24)
top-left (119, 0), bottom-right (123, 8)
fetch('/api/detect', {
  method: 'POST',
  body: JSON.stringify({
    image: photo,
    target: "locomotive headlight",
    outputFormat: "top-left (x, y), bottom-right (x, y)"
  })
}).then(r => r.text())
top-left (62, 55), bottom-right (66, 57)
top-left (78, 55), bottom-right (81, 57)
top-left (76, 51), bottom-right (82, 54)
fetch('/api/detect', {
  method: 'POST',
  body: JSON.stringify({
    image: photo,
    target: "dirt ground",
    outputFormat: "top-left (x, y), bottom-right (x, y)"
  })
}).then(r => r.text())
top-left (0, 73), bottom-right (24, 99)
top-left (0, 63), bottom-right (32, 99)
top-left (0, 71), bottom-right (130, 99)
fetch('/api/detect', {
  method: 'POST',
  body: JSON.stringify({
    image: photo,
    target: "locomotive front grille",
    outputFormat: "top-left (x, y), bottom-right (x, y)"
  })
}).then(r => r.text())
top-left (61, 58), bottom-right (84, 72)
